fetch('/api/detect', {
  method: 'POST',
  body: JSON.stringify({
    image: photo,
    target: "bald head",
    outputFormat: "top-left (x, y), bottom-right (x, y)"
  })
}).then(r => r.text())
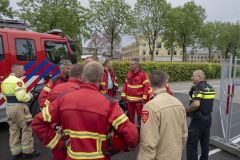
top-left (83, 62), bottom-right (104, 83)
top-left (191, 70), bottom-right (205, 84)
top-left (194, 70), bottom-right (205, 80)
top-left (84, 57), bottom-right (95, 65)
top-left (11, 64), bottom-right (25, 77)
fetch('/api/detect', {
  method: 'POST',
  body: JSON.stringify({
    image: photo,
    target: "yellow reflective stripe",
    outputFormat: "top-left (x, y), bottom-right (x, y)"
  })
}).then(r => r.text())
top-left (42, 106), bottom-right (51, 122)
top-left (22, 144), bottom-right (33, 151)
top-left (112, 114), bottom-right (128, 129)
top-left (46, 133), bottom-right (61, 149)
top-left (63, 130), bottom-right (106, 140)
top-left (199, 91), bottom-right (215, 94)
top-left (44, 100), bottom-right (50, 106)
top-left (10, 144), bottom-right (21, 155)
top-left (192, 93), bottom-right (203, 98)
top-left (126, 96), bottom-right (142, 101)
top-left (15, 87), bottom-right (25, 92)
top-left (43, 86), bottom-right (51, 92)
top-left (100, 82), bottom-right (106, 85)
top-left (121, 93), bottom-right (126, 97)
top-left (100, 91), bottom-right (107, 94)
top-left (192, 92), bottom-right (215, 99)
top-left (96, 139), bottom-right (102, 152)
top-left (67, 147), bottom-right (104, 159)
top-left (143, 79), bottom-right (150, 84)
top-left (143, 95), bottom-right (147, 100)
top-left (127, 84), bottom-right (143, 89)
top-left (203, 95), bottom-right (215, 99)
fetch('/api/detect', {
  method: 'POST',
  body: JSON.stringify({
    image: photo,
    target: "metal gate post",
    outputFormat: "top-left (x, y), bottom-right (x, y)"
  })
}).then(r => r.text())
top-left (210, 55), bottom-right (240, 157)
top-left (225, 55), bottom-right (233, 143)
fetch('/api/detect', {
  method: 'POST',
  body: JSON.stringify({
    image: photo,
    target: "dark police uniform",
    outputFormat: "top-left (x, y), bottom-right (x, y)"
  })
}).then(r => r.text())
top-left (187, 81), bottom-right (215, 160)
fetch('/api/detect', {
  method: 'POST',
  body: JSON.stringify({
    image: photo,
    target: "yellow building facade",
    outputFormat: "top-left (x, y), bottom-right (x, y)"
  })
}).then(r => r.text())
top-left (122, 36), bottom-right (182, 61)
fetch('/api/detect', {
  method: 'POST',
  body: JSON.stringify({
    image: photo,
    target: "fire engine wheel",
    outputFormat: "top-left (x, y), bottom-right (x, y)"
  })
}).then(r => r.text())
top-left (30, 99), bottom-right (41, 117)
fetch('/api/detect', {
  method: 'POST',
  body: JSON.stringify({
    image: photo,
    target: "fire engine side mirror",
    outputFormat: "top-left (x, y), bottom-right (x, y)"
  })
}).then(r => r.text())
top-left (70, 53), bottom-right (77, 64)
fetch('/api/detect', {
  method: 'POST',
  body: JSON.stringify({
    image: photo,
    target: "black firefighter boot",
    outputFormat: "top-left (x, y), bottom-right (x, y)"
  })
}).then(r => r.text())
top-left (22, 150), bottom-right (40, 159)
top-left (12, 153), bottom-right (22, 160)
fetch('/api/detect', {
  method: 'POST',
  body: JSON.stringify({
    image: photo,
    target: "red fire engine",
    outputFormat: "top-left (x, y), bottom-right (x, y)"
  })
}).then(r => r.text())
top-left (0, 19), bottom-right (77, 122)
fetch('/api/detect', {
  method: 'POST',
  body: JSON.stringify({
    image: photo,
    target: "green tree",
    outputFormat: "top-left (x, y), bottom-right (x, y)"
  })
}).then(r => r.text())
top-left (0, 0), bottom-right (13, 18)
top-left (89, 0), bottom-right (132, 58)
top-left (162, 7), bottom-right (178, 62)
top-left (133, 0), bottom-right (170, 61)
top-left (17, 0), bottom-right (91, 56)
top-left (199, 22), bottom-right (219, 62)
top-left (173, 2), bottom-right (206, 61)
top-left (216, 22), bottom-right (240, 58)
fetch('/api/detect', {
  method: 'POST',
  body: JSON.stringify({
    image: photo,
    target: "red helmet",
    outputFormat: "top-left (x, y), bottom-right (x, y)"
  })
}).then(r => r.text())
top-left (104, 131), bottom-right (127, 156)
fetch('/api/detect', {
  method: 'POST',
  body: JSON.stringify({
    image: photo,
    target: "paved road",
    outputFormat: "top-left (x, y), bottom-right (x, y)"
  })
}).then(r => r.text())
top-left (0, 80), bottom-right (240, 160)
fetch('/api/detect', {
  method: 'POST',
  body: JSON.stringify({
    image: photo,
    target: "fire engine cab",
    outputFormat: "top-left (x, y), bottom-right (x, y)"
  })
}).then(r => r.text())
top-left (0, 19), bottom-right (77, 122)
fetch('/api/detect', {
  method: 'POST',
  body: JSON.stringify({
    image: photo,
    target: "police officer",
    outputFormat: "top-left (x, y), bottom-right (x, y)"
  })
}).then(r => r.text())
top-left (1, 64), bottom-right (40, 159)
top-left (186, 70), bottom-right (215, 160)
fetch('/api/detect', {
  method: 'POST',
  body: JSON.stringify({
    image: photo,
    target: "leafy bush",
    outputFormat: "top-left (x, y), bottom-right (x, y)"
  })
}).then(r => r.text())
top-left (113, 62), bottom-right (221, 85)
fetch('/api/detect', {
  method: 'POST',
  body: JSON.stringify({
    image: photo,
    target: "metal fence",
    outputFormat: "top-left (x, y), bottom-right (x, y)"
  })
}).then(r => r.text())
top-left (219, 56), bottom-right (240, 142)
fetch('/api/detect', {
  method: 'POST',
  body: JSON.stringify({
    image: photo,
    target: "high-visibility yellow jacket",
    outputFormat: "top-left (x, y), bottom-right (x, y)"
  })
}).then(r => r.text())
top-left (1, 74), bottom-right (32, 103)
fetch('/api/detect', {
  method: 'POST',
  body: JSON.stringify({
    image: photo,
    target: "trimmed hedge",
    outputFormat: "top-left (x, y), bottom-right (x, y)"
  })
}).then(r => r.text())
top-left (113, 62), bottom-right (221, 85)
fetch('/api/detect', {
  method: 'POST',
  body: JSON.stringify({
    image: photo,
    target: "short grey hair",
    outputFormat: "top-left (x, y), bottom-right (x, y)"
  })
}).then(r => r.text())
top-left (193, 70), bottom-right (205, 80)
top-left (70, 64), bottom-right (84, 78)
top-left (59, 59), bottom-right (71, 70)
top-left (11, 64), bottom-right (23, 73)
top-left (83, 62), bottom-right (104, 83)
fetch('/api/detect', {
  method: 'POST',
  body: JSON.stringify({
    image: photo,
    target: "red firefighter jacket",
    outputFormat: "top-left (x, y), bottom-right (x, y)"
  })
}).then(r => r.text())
top-left (38, 74), bottom-right (68, 107)
top-left (47, 78), bottom-right (83, 103)
top-left (99, 68), bottom-right (118, 97)
top-left (32, 83), bottom-right (139, 160)
top-left (121, 68), bottom-right (150, 103)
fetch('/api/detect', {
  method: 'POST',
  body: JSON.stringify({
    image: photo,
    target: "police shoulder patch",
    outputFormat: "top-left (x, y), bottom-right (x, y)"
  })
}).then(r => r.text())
top-left (142, 110), bottom-right (149, 123)
top-left (17, 81), bottom-right (23, 87)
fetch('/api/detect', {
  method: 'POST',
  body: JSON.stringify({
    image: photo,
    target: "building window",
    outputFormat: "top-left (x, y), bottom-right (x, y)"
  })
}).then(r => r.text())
top-left (168, 51), bottom-right (170, 55)
top-left (0, 36), bottom-right (4, 60)
top-left (156, 42), bottom-right (161, 48)
top-left (174, 51), bottom-right (177, 55)
top-left (16, 39), bottom-right (36, 61)
top-left (143, 50), bottom-right (146, 55)
top-left (156, 50), bottom-right (159, 55)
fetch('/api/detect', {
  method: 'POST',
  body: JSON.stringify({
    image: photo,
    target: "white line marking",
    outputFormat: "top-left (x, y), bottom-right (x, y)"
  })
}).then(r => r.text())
top-left (232, 136), bottom-right (240, 143)
top-left (198, 136), bottom-right (240, 159)
top-left (173, 90), bottom-right (189, 93)
top-left (209, 148), bottom-right (222, 155)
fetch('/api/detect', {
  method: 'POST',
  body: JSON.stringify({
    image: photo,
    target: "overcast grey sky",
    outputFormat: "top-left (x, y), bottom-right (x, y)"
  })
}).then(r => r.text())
top-left (10, 0), bottom-right (240, 46)
top-left (10, 0), bottom-right (240, 22)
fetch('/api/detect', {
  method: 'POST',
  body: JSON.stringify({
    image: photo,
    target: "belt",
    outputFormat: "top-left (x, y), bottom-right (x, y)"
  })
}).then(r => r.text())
top-left (6, 96), bottom-right (22, 103)
top-left (190, 111), bottom-right (211, 120)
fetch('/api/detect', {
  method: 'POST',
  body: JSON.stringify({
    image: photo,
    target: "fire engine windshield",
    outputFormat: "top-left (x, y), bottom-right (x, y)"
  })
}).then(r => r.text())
top-left (0, 36), bottom-right (3, 60)
top-left (45, 41), bottom-right (70, 64)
